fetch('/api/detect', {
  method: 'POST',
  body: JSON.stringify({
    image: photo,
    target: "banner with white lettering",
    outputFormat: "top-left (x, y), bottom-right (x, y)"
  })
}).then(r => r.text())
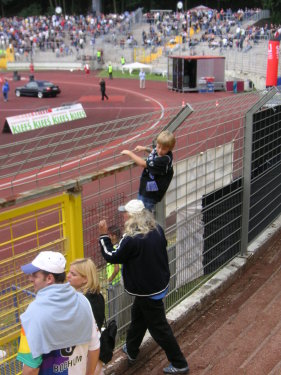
top-left (4, 104), bottom-right (87, 134)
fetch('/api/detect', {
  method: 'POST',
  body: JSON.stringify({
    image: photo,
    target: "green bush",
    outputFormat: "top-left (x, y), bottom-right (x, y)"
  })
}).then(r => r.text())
top-left (18, 3), bottom-right (42, 17)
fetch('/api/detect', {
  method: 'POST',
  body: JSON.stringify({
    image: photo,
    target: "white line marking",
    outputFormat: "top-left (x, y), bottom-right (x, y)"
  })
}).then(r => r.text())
top-left (0, 81), bottom-right (165, 188)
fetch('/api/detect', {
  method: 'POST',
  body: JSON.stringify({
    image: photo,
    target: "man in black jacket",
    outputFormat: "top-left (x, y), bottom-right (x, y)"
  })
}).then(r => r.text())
top-left (99, 200), bottom-right (189, 374)
top-left (99, 78), bottom-right (108, 101)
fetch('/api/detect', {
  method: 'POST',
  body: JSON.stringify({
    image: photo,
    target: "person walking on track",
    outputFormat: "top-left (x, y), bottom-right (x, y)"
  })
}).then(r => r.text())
top-left (99, 78), bottom-right (109, 101)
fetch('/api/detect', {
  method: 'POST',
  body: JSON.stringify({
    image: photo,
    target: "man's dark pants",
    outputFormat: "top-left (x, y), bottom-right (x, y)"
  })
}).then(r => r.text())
top-left (126, 296), bottom-right (187, 368)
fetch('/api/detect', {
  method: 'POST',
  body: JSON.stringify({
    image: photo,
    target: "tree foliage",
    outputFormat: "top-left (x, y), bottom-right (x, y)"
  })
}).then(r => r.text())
top-left (0, 0), bottom-right (280, 24)
top-left (0, 0), bottom-right (14, 17)
top-left (261, 0), bottom-right (281, 23)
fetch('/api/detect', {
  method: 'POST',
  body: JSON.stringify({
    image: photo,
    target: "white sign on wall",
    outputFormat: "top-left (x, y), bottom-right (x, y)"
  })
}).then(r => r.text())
top-left (4, 103), bottom-right (87, 134)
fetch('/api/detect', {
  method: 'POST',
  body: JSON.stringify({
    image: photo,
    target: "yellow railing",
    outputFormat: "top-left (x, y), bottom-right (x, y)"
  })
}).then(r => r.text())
top-left (0, 191), bottom-right (83, 374)
top-left (0, 46), bottom-right (14, 69)
top-left (134, 35), bottom-right (184, 64)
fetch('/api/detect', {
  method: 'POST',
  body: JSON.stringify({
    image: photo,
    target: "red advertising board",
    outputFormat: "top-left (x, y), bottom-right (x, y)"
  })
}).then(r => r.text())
top-left (266, 40), bottom-right (280, 87)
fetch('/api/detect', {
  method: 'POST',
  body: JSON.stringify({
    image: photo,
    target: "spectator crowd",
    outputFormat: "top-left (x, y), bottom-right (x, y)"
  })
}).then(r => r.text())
top-left (0, 6), bottom-right (280, 63)
top-left (141, 7), bottom-right (281, 53)
top-left (0, 11), bottom-right (136, 61)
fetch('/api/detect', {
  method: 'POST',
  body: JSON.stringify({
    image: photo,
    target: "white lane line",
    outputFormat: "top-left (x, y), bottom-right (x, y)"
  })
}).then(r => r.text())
top-left (0, 82), bottom-right (165, 188)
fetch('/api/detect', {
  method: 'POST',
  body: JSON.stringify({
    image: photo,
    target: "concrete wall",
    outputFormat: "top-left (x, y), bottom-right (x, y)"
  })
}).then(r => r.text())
top-left (226, 70), bottom-right (266, 91)
top-left (7, 62), bottom-right (83, 71)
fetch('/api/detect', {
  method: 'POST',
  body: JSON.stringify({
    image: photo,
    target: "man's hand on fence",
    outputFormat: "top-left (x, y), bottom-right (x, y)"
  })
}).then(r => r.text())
top-left (99, 220), bottom-right (108, 235)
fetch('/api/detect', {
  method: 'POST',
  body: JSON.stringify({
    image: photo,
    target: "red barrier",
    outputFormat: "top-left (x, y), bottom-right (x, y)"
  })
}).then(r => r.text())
top-left (84, 64), bottom-right (90, 74)
top-left (266, 40), bottom-right (280, 87)
top-left (29, 63), bottom-right (34, 73)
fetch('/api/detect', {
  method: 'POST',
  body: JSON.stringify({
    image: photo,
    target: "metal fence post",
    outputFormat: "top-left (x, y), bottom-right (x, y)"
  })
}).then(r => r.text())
top-left (65, 185), bottom-right (84, 264)
top-left (240, 87), bottom-right (277, 256)
top-left (156, 199), bottom-right (165, 228)
top-left (155, 104), bottom-right (194, 228)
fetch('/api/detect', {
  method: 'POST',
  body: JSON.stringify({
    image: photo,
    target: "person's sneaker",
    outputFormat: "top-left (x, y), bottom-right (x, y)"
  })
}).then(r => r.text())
top-left (163, 363), bottom-right (190, 374)
top-left (122, 343), bottom-right (137, 365)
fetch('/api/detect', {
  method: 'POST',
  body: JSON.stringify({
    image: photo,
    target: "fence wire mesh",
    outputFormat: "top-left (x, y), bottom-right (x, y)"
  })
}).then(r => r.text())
top-left (249, 103), bottom-right (281, 241)
top-left (0, 199), bottom-right (68, 375)
top-left (0, 108), bottom-right (174, 197)
top-left (0, 90), bottom-right (268, 201)
top-left (76, 88), bottom-right (280, 342)
top-left (1, 88), bottom-right (281, 370)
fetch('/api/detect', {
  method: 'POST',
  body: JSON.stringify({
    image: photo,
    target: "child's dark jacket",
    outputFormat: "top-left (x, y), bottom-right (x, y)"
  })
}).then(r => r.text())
top-left (139, 148), bottom-right (174, 202)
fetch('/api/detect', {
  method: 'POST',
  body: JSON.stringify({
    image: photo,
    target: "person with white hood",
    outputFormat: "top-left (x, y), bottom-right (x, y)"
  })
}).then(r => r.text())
top-left (17, 251), bottom-right (100, 375)
top-left (99, 200), bottom-right (189, 374)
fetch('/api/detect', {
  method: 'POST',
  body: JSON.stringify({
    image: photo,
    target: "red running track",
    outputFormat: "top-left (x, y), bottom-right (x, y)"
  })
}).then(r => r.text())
top-left (0, 70), bottom-right (234, 198)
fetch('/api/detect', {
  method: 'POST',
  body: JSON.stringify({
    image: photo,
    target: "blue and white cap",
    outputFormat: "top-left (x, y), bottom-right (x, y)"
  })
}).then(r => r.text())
top-left (21, 251), bottom-right (66, 274)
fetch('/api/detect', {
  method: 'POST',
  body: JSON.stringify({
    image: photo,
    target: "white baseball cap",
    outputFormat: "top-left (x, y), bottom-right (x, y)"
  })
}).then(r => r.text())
top-left (21, 251), bottom-right (66, 274)
top-left (118, 199), bottom-right (145, 214)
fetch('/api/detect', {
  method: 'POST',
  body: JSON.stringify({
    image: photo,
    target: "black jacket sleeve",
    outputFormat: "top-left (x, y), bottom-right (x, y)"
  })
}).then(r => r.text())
top-left (99, 234), bottom-right (137, 264)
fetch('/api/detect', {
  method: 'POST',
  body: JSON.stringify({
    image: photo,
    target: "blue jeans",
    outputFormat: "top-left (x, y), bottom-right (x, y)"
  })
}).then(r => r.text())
top-left (137, 194), bottom-right (156, 212)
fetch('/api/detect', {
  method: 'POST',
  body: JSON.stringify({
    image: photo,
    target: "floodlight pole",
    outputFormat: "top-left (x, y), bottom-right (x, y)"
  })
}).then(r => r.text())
top-left (92, 0), bottom-right (101, 15)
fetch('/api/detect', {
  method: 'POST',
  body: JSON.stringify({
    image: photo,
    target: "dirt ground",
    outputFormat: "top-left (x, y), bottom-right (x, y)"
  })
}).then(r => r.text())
top-left (120, 232), bottom-right (281, 375)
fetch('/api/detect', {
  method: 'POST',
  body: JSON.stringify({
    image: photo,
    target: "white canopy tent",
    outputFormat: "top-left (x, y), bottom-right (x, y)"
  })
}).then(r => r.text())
top-left (121, 62), bottom-right (153, 75)
top-left (188, 5), bottom-right (213, 12)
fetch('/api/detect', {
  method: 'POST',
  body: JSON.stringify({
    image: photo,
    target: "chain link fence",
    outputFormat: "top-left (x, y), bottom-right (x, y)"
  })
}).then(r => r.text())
top-left (1, 87), bottom-right (281, 372)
